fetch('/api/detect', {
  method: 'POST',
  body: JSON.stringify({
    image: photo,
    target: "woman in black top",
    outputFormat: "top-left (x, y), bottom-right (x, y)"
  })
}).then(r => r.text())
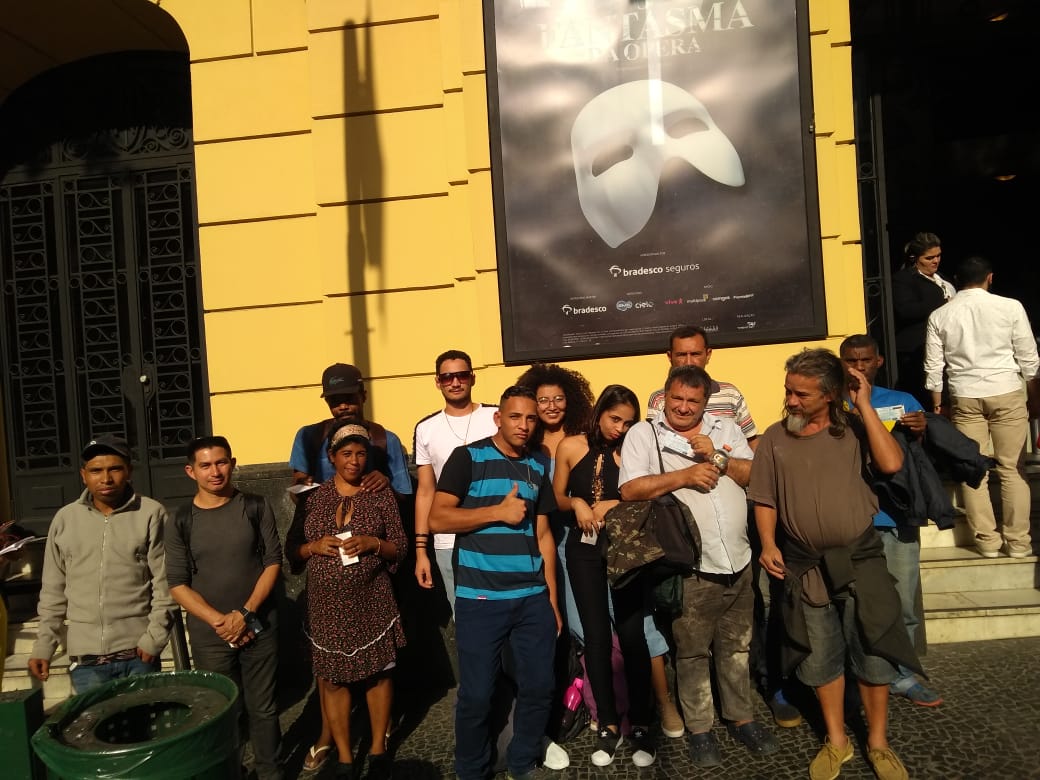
top-left (553, 385), bottom-right (656, 768)
top-left (891, 231), bottom-right (955, 407)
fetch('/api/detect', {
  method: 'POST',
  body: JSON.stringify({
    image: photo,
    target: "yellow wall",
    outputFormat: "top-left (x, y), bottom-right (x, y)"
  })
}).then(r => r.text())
top-left (159, 0), bottom-right (865, 465)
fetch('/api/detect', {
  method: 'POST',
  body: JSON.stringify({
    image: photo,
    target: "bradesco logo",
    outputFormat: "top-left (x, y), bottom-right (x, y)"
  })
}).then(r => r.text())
top-left (561, 304), bottom-right (607, 315)
top-left (608, 263), bottom-right (699, 278)
top-left (616, 300), bottom-right (654, 311)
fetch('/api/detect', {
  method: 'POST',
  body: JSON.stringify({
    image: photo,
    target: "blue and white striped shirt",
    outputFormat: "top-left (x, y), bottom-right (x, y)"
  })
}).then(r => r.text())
top-left (437, 437), bottom-right (555, 601)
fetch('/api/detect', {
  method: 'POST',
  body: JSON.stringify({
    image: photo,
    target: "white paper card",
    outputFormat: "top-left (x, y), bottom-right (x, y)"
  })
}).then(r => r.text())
top-left (336, 530), bottom-right (359, 566)
top-left (875, 405), bottom-right (906, 423)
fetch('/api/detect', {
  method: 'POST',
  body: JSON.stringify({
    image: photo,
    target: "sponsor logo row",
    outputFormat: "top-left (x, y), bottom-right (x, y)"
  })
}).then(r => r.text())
top-left (563, 301), bottom-right (756, 322)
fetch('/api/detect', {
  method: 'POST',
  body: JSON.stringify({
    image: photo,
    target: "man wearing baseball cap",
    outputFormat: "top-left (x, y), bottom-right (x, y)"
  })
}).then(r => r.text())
top-left (29, 434), bottom-right (174, 693)
top-left (289, 363), bottom-right (413, 496)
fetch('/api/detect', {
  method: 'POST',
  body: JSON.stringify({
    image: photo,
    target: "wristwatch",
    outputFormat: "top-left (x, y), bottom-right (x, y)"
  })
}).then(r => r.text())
top-left (236, 607), bottom-right (256, 623)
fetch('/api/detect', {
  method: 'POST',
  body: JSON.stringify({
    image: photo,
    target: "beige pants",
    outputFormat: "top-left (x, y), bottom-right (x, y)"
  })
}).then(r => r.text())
top-left (952, 390), bottom-right (1032, 555)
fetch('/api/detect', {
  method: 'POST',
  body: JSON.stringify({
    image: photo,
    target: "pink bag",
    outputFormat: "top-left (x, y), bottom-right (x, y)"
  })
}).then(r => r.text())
top-left (578, 631), bottom-right (631, 736)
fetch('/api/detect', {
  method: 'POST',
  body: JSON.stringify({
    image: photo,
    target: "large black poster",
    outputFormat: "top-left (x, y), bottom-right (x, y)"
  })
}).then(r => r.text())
top-left (485, 0), bottom-right (826, 363)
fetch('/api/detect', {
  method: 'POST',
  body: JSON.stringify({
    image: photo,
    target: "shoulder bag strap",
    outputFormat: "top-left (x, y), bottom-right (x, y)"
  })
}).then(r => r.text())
top-left (649, 423), bottom-right (667, 476)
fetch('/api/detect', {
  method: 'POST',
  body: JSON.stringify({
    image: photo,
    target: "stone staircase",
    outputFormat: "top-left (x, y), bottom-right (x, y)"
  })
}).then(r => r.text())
top-left (919, 458), bottom-right (1040, 643)
top-left (2, 615), bottom-right (179, 712)
top-left (1, 565), bottom-right (180, 711)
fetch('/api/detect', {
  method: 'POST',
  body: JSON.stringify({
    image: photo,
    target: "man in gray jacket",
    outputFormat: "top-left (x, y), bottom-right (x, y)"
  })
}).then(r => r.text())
top-left (29, 434), bottom-right (174, 694)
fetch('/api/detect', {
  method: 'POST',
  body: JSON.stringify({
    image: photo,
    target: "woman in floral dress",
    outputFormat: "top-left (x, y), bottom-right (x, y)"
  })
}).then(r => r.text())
top-left (287, 421), bottom-right (407, 779)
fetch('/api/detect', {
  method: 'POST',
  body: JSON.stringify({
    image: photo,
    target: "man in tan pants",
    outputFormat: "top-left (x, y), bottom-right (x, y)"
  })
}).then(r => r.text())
top-left (924, 255), bottom-right (1040, 558)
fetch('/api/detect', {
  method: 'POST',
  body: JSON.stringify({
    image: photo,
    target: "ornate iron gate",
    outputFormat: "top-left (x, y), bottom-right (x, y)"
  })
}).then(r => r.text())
top-left (0, 128), bottom-right (207, 529)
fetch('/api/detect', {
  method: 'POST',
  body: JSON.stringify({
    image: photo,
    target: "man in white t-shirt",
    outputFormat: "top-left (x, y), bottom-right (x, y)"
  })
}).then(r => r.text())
top-left (413, 349), bottom-right (498, 613)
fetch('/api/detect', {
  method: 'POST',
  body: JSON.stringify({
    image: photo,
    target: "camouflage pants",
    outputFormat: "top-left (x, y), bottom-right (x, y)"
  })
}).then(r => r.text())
top-left (671, 566), bottom-right (755, 733)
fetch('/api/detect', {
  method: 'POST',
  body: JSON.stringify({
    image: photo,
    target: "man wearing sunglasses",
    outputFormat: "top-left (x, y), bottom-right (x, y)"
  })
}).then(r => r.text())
top-left (289, 363), bottom-right (412, 496)
top-left (412, 350), bottom-right (498, 612)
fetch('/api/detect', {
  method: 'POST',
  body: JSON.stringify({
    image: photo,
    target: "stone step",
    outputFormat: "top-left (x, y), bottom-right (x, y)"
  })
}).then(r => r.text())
top-left (3, 652), bottom-right (73, 708)
top-left (3, 650), bottom-right (179, 712)
top-left (919, 515), bottom-right (973, 549)
top-left (920, 546), bottom-right (1038, 592)
top-left (918, 451), bottom-right (1040, 549)
top-left (7, 615), bottom-right (188, 658)
top-left (923, 587), bottom-right (1040, 643)
top-left (6, 618), bottom-right (41, 657)
top-left (4, 617), bottom-right (182, 712)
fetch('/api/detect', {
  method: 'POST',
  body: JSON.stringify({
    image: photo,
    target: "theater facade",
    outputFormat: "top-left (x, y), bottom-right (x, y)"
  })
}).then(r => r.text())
top-left (0, 1), bottom-right (864, 526)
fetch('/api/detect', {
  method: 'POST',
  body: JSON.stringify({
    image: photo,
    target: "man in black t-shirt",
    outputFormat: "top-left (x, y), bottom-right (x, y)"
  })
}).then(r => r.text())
top-left (167, 436), bottom-right (284, 780)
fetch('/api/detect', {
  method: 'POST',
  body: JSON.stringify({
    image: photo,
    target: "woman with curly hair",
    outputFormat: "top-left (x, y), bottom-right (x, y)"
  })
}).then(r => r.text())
top-left (515, 363), bottom-right (595, 461)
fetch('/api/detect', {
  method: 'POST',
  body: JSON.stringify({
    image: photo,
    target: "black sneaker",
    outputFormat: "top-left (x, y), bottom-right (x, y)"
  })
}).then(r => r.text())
top-left (590, 727), bottom-right (622, 767)
top-left (629, 727), bottom-right (656, 767)
top-left (687, 731), bottom-right (723, 767)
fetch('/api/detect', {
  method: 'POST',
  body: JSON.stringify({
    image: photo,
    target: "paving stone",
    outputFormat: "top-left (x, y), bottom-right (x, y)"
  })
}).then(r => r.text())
top-left (263, 635), bottom-right (1040, 779)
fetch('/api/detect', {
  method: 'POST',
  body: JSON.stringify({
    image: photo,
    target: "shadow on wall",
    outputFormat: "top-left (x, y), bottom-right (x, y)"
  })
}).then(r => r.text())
top-left (338, 9), bottom-right (457, 691)
top-left (342, 15), bottom-right (384, 373)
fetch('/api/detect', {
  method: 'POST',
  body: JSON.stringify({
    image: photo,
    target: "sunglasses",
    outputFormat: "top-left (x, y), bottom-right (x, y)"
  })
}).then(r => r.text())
top-left (437, 370), bottom-right (474, 384)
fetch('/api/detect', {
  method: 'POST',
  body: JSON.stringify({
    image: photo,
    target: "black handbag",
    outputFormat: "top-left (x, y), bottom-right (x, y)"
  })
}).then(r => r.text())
top-left (604, 426), bottom-right (701, 589)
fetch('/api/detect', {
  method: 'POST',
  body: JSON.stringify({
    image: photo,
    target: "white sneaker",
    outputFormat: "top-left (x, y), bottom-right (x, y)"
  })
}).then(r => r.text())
top-left (590, 728), bottom-right (622, 767)
top-left (543, 740), bottom-right (569, 770)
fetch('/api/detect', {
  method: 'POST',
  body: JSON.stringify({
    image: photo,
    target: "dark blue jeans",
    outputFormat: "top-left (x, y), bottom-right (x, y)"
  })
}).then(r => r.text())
top-left (454, 593), bottom-right (557, 780)
top-left (69, 655), bottom-right (159, 694)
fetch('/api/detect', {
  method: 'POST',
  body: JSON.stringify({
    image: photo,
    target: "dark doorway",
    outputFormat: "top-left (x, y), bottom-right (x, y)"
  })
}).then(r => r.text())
top-left (0, 51), bottom-right (207, 530)
top-left (852, 1), bottom-right (1040, 372)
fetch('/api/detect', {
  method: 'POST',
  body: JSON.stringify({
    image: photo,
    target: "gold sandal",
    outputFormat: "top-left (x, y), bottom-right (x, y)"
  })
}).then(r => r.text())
top-left (303, 743), bottom-right (333, 772)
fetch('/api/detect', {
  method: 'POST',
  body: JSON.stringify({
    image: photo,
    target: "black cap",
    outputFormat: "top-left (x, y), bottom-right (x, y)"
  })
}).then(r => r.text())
top-left (321, 363), bottom-right (363, 398)
top-left (81, 434), bottom-right (132, 462)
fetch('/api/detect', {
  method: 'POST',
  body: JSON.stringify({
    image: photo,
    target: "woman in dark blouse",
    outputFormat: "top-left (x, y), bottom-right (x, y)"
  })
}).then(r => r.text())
top-left (287, 421), bottom-right (407, 780)
top-left (891, 231), bottom-right (955, 408)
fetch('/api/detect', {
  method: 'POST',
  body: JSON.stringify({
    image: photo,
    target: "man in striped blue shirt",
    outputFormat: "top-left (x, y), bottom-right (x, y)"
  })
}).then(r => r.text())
top-left (431, 385), bottom-right (562, 780)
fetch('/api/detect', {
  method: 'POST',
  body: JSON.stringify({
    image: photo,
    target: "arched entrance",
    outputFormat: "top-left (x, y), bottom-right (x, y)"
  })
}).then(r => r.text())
top-left (0, 45), bottom-right (207, 529)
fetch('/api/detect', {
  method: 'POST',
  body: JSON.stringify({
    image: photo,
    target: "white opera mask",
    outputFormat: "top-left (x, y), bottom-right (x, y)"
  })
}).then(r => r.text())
top-left (571, 80), bottom-right (745, 248)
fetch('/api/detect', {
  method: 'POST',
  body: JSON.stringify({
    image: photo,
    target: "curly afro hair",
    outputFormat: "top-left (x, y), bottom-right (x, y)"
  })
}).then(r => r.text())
top-left (514, 363), bottom-right (595, 447)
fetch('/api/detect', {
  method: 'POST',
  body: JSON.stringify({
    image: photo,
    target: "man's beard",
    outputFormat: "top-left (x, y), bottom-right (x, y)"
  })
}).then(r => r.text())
top-left (784, 413), bottom-right (807, 434)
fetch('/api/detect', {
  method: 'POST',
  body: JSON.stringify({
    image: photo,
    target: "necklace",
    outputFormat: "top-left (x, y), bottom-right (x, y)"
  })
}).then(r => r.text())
top-left (444, 403), bottom-right (475, 442)
top-left (590, 451), bottom-right (605, 505)
top-left (503, 453), bottom-right (535, 493)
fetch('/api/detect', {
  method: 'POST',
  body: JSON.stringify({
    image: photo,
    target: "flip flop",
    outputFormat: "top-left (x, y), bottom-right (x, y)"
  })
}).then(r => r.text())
top-left (303, 744), bottom-right (333, 772)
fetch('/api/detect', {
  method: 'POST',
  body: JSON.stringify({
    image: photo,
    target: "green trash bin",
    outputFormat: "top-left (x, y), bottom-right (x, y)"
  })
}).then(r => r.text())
top-left (31, 671), bottom-right (239, 779)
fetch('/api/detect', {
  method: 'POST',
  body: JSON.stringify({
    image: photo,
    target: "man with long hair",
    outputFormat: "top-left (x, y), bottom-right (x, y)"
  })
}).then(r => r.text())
top-left (749, 349), bottom-right (916, 780)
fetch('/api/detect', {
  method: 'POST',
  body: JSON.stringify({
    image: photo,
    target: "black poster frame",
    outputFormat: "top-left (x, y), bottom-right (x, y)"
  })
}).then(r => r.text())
top-left (484, 0), bottom-right (827, 364)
